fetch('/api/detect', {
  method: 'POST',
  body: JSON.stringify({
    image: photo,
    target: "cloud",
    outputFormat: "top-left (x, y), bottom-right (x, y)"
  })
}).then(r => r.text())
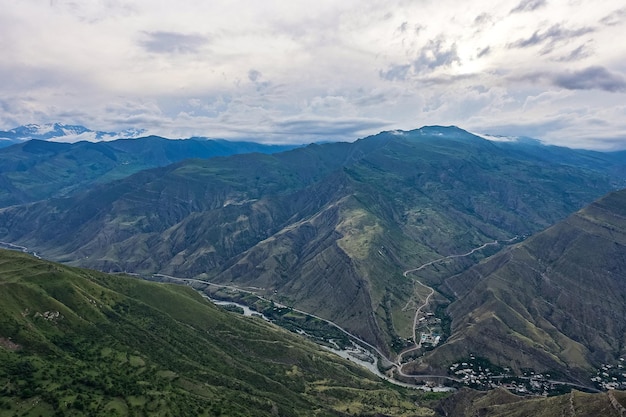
top-left (511, 66), bottom-right (626, 92)
top-left (139, 31), bottom-right (210, 54)
top-left (555, 44), bottom-right (592, 62)
top-left (600, 7), bottom-right (626, 26)
top-left (553, 66), bottom-right (626, 92)
top-left (1, 1), bottom-right (626, 149)
top-left (508, 24), bottom-right (594, 50)
top-left (380, 38), bottom-right (460, 81)
top-left (477, 46), bottom-right (491, 58)
top-left (274, 117), bottom-right (389, 137)
top-left (379, 64), bottom-right (411, 81)
top-left (474, 13), bottom-right (491, 25)
top-left (510, 0), bottom-right (547, 14)
top-left (248, 69), bottom-right (262, 82)
top-left (413, 39), bottom-right (460, 71)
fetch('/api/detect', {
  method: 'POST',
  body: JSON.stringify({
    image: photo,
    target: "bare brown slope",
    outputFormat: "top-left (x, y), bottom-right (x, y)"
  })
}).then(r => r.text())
top-left (437, 388), bottom-right (626, 417)
top-left (429, 189), bottom-right (626, 381)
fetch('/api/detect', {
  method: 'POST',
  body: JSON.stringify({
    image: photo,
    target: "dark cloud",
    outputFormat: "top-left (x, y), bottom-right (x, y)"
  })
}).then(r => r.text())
top-left (511, 66), bottom-right (626, 92)
top-left (379, 64), bottom-right (411, 81)
top-left (553, 66), bottom-right (626, 92)
top-left (477, 46), bottom-right (491, 58)
top-left (248, 69), bottom-right (262, 82)
top-left (600, 7), bottom-right (626, 26)
top-left (413, 39), bottom-right (460, 71)
top-left (353, 92), bottom-right (392, 107)
top-left (274, 117), bottom-right (389, 137)
top-left (580, 135), bottom-right (626, 151)
top-left (379, 39), bottom-right (460, 82)
top-left (508, 24), bottom-right (594, 51)
top-left (414, 73), bottom-right (478, 86)
top-left (510, 0), bottom-right (547, 14)
top-left (474, 13), bottom-right (491, 25)
top-left (139, 31), bottom-right (209, 54)
top-left (555, 44), bottom-right (592, 62)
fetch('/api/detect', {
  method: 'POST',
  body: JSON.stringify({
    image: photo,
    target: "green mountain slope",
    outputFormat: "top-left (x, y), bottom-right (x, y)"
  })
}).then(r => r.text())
top-left (0, 137), bottom-right (295, 207)
top-left (0, 249), bottom-right (435, 417)
top-left (418, 189), bottom-right (626, 382)
top-left (1, 126), bottom-right (625, 356)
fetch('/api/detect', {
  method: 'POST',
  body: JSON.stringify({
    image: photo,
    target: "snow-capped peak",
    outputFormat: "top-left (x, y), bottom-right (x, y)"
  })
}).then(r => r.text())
top-left (0, 123), bottom-right (147, 144)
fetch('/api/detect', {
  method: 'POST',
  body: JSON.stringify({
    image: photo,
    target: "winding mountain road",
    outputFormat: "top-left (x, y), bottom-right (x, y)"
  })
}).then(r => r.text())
top-left (396, 237), bottom-right (518, 367)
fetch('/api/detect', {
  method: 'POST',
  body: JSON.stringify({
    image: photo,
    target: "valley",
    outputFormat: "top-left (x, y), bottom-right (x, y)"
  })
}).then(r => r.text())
top-left (1, 125), bottom-right (626, 415)
top-left (146, 235), bottom-right (613, 396)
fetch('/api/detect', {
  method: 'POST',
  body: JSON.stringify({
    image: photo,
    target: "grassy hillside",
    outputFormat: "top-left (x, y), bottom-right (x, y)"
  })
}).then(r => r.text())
top-left (1, 126), bottom-right (625, 356)
top-left (0, 249), bottom-right (437, 417)
top-left (418, 189), bottom-right (626, 382)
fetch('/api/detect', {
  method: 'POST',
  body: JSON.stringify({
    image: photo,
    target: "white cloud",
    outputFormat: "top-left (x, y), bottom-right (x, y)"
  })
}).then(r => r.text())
top-left (0, 0), bottom-right (625, 149)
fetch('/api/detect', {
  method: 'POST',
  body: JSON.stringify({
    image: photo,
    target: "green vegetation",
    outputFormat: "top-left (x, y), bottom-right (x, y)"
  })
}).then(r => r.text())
top-left (0, 249), bottom-right (436, 416)
top-left (203, 286), bottom-right (353, 349)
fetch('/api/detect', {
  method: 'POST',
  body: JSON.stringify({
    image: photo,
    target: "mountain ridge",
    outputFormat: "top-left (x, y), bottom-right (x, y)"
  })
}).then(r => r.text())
top-left (0, 136), bottom-right (296, 207)
top-left (2, 126), bottom-right (625, 358)
top-left (0, 122), bottom-right (146, 145)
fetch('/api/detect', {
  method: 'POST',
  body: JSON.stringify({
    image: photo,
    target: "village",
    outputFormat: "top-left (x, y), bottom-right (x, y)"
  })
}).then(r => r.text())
top-left (446, 356), bottom-right (626, 395)
top-left (591, 360), bottom-right (626, 390)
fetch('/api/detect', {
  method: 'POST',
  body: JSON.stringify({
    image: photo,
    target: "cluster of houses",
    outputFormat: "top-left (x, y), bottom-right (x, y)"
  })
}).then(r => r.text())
top-left (448, 357), bottom-right (584, 395)
top-left (591, 360), bottom-right (626, 390)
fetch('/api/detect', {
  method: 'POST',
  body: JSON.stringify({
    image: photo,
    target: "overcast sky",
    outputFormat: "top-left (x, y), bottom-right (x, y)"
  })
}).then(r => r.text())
top-left (2, 0), bottom-right (626, 149)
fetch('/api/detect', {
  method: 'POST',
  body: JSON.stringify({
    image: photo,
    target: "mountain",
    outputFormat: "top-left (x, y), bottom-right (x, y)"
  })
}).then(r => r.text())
top-left (0, 123), bottom-right (146, 146)
top-left (437, 387), bottom-right (626, 417)
top-left (0, 136), bottom-right (296, 207)
top-left (410, 188), bottom-right (626, 383)
top-left (0, 248), bottom-right (436, 416)
top-left (1, 126), bottom-right (625, 357)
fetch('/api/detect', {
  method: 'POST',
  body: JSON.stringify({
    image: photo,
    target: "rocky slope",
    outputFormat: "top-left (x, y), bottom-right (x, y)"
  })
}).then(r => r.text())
top-left (415, 189), bottom-right (626, 382)
top-left (1, 126), bottom-right (625, 355)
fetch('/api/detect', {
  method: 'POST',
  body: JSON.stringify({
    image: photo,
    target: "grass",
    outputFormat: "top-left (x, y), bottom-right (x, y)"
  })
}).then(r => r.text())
top-left (0, 249), bottom-right (438, 416)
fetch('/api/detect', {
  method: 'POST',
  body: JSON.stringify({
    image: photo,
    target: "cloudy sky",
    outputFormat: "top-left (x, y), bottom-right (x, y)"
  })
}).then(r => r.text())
top-left (2, 0), bottom-right (626, 149)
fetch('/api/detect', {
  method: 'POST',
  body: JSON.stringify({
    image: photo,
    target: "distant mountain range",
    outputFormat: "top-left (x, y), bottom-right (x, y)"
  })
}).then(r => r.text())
top-left (0, 123), bottom-right (147, 146)
top-left (0, 136), bottom-right (296, 207)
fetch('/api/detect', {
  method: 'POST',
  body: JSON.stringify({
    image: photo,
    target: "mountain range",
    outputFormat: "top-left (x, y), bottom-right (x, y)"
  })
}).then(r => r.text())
top-left (0, 123), bottom-right (147, 147)
top-left (1, 125), bottom-right (625, 363)
top-left (0, 136), bottom-right (295, 207)
top-left (2, 123), bottom-right (626, 413)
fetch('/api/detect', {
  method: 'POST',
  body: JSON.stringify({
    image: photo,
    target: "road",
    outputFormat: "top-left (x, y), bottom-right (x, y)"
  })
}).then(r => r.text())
top-left (396, 238), bottom-right (514, 366)
top-left (7, 237), bottom-right (598, 391)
